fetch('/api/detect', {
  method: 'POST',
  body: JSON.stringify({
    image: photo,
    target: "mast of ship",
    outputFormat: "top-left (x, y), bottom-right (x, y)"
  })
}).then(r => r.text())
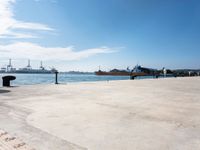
top-left (7, 59), bottom-right (12, 72)
top-left (9, 59), bottom-right (12, 67)
top-left (27, 59), bottom-right (32, 70)
top-left (40, 61), bottom-right (44, 70)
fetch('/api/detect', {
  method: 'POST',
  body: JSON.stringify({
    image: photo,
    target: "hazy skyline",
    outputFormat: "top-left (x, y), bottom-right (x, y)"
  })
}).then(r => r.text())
top-left (0, 0), bottom-right (200, 71)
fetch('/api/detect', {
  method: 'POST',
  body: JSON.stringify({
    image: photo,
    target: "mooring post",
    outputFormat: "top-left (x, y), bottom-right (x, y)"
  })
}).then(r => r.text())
top-left (55, 71), bottom-right (58, 84)
top-left (2, 76), bottom-right (16, 87)
top-left (130, 76), bottom-right (135, 80)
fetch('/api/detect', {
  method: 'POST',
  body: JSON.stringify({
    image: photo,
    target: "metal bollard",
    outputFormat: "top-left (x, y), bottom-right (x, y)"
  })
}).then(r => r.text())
top-left (130, 76), bottom-right (136, 80)
top-left (2, 76), bottom-right (16, 87)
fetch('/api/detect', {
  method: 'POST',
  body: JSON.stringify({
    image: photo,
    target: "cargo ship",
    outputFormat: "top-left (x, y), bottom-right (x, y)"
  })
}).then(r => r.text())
top-left (0, 59), bottom-right (57, 74)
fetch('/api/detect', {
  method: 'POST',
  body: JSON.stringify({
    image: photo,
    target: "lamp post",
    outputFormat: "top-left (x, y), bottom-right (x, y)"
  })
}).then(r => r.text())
top-left (55, 71), bottom-right (58, 84)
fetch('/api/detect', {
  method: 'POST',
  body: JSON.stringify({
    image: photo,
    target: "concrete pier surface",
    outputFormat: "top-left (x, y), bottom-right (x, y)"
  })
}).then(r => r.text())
top-left (0, 77), bottom-right (200, 150)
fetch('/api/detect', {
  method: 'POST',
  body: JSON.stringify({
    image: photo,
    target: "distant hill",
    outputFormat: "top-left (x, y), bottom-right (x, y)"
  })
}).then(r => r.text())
top-left (61, 71), bottom-right (94, 74)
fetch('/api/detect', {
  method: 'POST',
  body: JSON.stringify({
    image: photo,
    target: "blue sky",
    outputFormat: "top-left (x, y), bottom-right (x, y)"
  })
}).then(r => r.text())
top-left (0, 0), bottom-right (200, 71)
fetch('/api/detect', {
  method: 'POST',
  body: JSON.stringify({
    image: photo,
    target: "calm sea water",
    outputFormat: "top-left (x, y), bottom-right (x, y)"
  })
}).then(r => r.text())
top-left (0, 73), bottom-right (173, 86)
top-left (0, 73), bottom-right (132, 86)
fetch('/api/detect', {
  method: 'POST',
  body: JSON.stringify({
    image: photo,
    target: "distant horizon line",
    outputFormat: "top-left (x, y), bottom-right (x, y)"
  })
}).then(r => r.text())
top-left (0, 58), bottom-right (199, 72)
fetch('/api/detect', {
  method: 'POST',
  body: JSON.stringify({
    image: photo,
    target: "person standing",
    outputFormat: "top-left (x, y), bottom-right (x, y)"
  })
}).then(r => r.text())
top-left (163, 67), bottom-right (167, 78)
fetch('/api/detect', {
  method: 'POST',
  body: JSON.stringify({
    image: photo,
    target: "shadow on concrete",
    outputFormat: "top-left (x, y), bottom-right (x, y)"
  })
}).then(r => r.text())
top-left (0, 89), bottom-right (10, 94)
top-left (9, 86), bottom-right (19, 88)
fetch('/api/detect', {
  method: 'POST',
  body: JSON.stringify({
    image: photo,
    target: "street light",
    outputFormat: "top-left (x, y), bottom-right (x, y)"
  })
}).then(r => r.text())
top-left (55, 71), bottom-right (58, 84)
